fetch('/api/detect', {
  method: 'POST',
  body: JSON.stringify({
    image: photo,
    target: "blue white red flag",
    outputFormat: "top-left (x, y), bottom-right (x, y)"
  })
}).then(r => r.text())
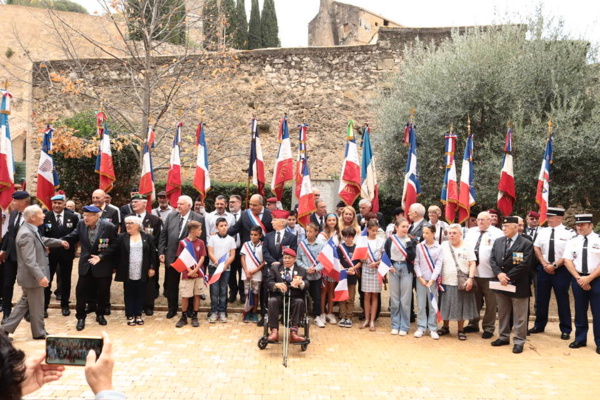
top-left (271, 115), bottom-right (293, 201)
top-left (139, 126), bottom-right (156, 212)
top-left (294, 123), bottom-right (309, 200)
top-left (208, 253), bottom-right (228, 285)
top-left (0, 89), bottom-right (14, 208)
top-left (536, 136), bottom-right (553, 225)
top-left (332, 269), bottom-right (350, 301)
top-left (193, 122), bottom-right (210, 199)
top-left (339, 119), bottom-right (361, 206)
top-left (94, 112), bottom-right (116, 193)
top-left (36, 125), bottom-right (59, 211)
top-left (248, 117), bottom-right (265, 196)
top-left (318, 237), bottom-right (342, 281)
top-left (297, 158), bottom-right (316, 228)
top-left (352, 227), bottom-right (369, 260)
top-left (428, 287), bottom-right (443, 323)
top-left (378, 252), bottom-right (393, 284)
top-left (166, 122), bottom-right (183, 207)
top-left (497, 128), bottom-right (516, 217)
top-left (440, 131), bottom-right (458, 223)
top-left (457, 134), bottom-right (476, 224)
top-left (171, 240), bottom-right (198, 273)
top-left (402, 122), bottom-right (420, 217)
top-left (360, 125), bottom-right (379, 213)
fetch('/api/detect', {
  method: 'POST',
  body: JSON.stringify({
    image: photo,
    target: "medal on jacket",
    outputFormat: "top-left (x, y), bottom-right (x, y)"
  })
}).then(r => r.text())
top-left (98, 238), bottom-right (109, 251)
top-left (512, 252), bottom-right (523, 265)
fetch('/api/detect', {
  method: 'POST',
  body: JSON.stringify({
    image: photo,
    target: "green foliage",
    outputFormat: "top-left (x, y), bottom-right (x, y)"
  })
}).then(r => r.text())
top-left (376, 13), bottom-right (599, 217)
top-left (5, 47), bottom-right (14, 58)
top-left (247, 0), bottom-right (261, 50)
top-left (6, 0), bottom-right (88, 13)
top-left (233, 0), bottom-right (248, 50)
top-left (260, 0), bottom-right (280, 48)
top-left (126, 0), bottom-right (187, 46)
top-left (202, 0), bottom-right (220, 50)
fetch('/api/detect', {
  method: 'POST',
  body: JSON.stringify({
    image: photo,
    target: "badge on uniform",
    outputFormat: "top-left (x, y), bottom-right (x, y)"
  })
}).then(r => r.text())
top-left (98, 238), bottom-right (110, 251)
top-left (66, 222), bottom-right (73, 228)
top-left (45, 223), bottom-right (52, 231)
top-left (512, 252), bottom-right (524, 265)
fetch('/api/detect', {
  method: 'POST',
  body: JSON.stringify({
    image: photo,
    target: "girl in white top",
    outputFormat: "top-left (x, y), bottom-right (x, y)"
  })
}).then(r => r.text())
top-left (360, 220), bottom-right (386, 331)
top-left (318, 213), bottom-right (340, 324)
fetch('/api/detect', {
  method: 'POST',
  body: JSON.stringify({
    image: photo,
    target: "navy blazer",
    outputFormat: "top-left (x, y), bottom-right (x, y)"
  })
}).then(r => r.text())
top-left (1, 210), bottom-right (23, 262)
top-left (267, 264), bottom-right (308, 299)
top-left (227, 208), bottom-right (273, 244)
top-left (490, 235), bottom-right (533, 298)
top-left (62, 219), bottom-right (118, 278)
top-left (262, 230), bottom-right (298, 267)
top-left (158, 211), bottom-right (205, 265)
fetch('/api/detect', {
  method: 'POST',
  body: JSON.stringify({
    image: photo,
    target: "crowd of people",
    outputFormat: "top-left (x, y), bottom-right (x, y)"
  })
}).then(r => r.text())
top-left (1, 187), bottom-right (599, 356)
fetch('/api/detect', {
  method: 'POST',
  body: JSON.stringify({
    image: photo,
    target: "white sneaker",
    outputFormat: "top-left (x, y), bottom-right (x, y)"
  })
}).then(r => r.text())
top-left (346, 319), bottom-right (353, 328)
top-left (338, 318), bottom-right (346, 327)
top-left (391, 329), bottom-right (399, 335)
top-left (219, 313), bottom-right (227, 323)
top-left (314, 315), bottom-right (325, 328)
top-left (399, 330), bottom-right (408, 336)
top-left (414, 328), bottom-right (424, 338)
top-left (326, 314), bottom-right (337, 324)
top-left (430, 331), bottom-right (440, 340)
top-left (208, 313), bottom-right (217, 323)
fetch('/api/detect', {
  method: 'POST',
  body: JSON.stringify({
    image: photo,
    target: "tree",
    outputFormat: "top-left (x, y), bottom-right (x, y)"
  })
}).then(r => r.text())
top-left (6, 0), bottom-right (88, 13)
top-left (247, 0), bottom-right (261, 50)
top-left (260, 0), bottom-right (279, 48)
top-left (127, 0), bottom-right (187, 45)
top-left (233, 0), bottom-right (248, 50)
top-left (375, 11), bottom-right (599, 214)
top-left (202, 0), bottom-right (220, 50)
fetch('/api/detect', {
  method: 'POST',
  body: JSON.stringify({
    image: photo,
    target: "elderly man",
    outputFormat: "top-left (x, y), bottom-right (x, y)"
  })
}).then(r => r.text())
top-left (310, 200), bottom-right (328, 232)
top-left (0, 191), bottom-right (31, 322)
top-left (357, 198), bottom-right (386, 229)
top-left (0, 205), bottom-right (68, 340)
top-left (464, 211), bottom-right (504, 338)
top-left (266, 248), bottom-right (309, 343)
top-left (407, 203), bottom-right (426, 243)
top-left (525, 211), bottom-right (541, 242)
top-left (564, 214), bottom-right (600, 353)
top-left (159, 195), bottom-right (205, 318)
top-left (65, 200), bottom-right (82, 219)
top-left (490, 216), bottom-right (534, 354)
top-left (91, 189), bottom-right (120, 226)
top-left (529, 207), bottom-right (575, 339)
top-left (62, 206), bottom-right (118, 331)
top-left (152, 191), bottom-right (174, 221)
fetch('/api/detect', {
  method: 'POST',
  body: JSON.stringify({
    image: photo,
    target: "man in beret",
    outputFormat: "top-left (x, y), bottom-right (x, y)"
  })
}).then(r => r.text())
top-left (490, 216), bottom-right (534, 354)
top-left (266, 248), bottom-right (309, 343)
top-left (266, 197), bottom-right (278, 211)
top-left (525, 211), bottom-right (540, 241)
top-left (119, 186), bottom-right (139, 220)
top-left (0, 191), bottom-right (31, 322)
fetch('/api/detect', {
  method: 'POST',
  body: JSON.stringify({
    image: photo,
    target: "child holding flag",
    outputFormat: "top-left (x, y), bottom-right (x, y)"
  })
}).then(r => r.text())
top-left (297, 222), bottom-right (326, 328)
top-left (360, 220), bottom-right (386, 331)
top-left (337, 227), bottom-right (361, 327)
top-left (207, 218), bottom-right (237, 323)
top-left (319, 214), bottom-right (341, 324)
top-left (240, 226), bottom-right (265, 323)
top-left (175, 221), bottom-right (206, 328)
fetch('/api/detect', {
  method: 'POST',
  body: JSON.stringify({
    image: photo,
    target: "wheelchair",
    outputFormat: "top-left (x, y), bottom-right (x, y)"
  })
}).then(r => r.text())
top-left (257, 290), bottom-right (310, 367)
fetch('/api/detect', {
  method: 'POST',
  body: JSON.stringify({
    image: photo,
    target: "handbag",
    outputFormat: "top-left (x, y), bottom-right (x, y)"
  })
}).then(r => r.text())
top-left (448, 244), bottom-right (475, 291)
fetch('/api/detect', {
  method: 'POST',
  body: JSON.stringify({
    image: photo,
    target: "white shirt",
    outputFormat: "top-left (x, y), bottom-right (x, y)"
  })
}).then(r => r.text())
top-left (534, 224), bottom-right (575, 263)
top-left (178, 211), bottom-right (191, 238)
top-left (564, 233), bottom-right (600, 274)
top-left (388, 234), bottom-right (410, 262)
top-left (430, 220), bottom-right (449, 244)
top-left (207, 234), bottom-right (237, 266)
top-left (465, 226), bottom-right (503, 278)
top-left (240, 241), bottom-right (264, 281)
top-left (205, 210), bottom-right (235, 236)
top-left (441, 241), bottom-right (476, 286)
top-left (152, 206), bottom-right (173, 221)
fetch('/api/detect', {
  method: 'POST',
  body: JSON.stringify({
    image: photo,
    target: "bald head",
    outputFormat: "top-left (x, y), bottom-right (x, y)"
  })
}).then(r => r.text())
top-left (92, 189), bottom-right (106, 207)
top-left (476, 211), bottom-right (492, 231)
top-left (249, 194), bottom-right (264, 215)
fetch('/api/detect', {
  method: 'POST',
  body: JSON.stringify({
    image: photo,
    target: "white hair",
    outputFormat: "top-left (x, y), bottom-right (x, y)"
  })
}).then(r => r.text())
top-left (359, 199), bottom-right (372, 208)
top-left (409, 203), bottom-right (426, 217)
top-left (178, 195), bottom-right (193, 207)
top-left (447, 223), bottom-right (463, 235)
top-left (125, 215), bottom-right (143, 230)
top-left (23, 205), bottom-right (42, 222)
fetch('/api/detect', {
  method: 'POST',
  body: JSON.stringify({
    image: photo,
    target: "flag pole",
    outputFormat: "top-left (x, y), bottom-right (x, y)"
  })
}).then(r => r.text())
top-left (547, 117), bottom-right (553, 138)
top-left (245, 113), bottom-right (255, 209)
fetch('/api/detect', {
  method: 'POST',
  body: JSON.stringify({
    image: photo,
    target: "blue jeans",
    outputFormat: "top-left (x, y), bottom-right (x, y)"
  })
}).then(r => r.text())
top-left (416, 281), bottom-right (439, 332)
top-left (209, 267), bottom-right (230, 314)
top-left (388, 262), bottom-right (413, 331)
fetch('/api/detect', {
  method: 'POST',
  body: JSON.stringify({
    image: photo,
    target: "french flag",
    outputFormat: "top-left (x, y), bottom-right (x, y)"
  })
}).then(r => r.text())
top-left (165, 122), bottom-right (183, 207)
top-left (193, 122), bottom-right (211, 199)
top-left (0, 88), bottom-right (15, 209)
top-left (36, 125), bottom-right (59, 211)
top-left (352, 227), bottom-right (369, 260)
top-left (457, 134), bottom-right (476, 224)
top-left (429, 287), bottom-right (443, 323)
top-left (378, 252), bottom-right (393, 284)
top-left (249, 117), bottom-right (265, 196)
top-left (94, 112), bottom-right (116, 193)
top-left (338, 119), bottom-right (361, 206)
top-left (401, 122), bottom-right (421, 217)
top-left (297, 158), bottom-right (316, 228)
top-left (208, 253), bottom-right (228, 285)
top-left (171, 240), bottom-right (197, 273)
top-left (294, 123), bottom-right (309, 200)
top-left (139, 127), bottom-right (155, 212)
top-left (332, 269), bottom-right (350, 301)
top-left (360, 125), bottom-right (380, 213)
top-left (271, 115), bottom-right (294, 201)
top-left (440, 130), bottom-right (458, 223)
top-left (536, 136), bottom-right (553, 225)
top-left (497, 128), bottom-right (516, 217)
top-left (317, 237), bottom-right (342, 281)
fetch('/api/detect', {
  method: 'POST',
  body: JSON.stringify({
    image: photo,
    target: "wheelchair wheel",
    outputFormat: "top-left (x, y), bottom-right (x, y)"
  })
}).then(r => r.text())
top-left (257, 336), bottom-right (269, 350)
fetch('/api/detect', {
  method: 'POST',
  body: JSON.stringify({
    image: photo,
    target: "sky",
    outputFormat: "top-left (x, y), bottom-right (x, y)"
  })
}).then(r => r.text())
top-left (74, 0), bottom-right (599, 48)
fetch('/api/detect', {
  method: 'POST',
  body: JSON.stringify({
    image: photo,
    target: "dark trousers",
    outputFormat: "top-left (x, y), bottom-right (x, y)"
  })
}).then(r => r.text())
top-left (75, 272), bottom-right (111, 319)
top-left (572, 276), bottom-right (600, 347)
top-left (2, 260), bottom-right (17, 313)
top-left (268, 295), bottom-right (305, 329)
top-left (534, 266), bottom-right (572, 333)
top-left (228, 249), bottom-right (245, 298)
top-left (259, 267), bottom-right (270, 317)
top-left (0, 262), bottom-right (4, 301)
top-left (144, 275), bottom-right (158, 311)
top-left (45, 252), bottom-right (75, 310)
top-left (124, 280), bottom-right (145, 318)
top-left (307, 279), bottom-right (322, 316)
top-left (165, 265), bottom-right (181, 313)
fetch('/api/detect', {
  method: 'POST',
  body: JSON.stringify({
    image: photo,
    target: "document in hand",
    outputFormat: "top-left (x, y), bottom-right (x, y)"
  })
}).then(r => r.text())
top-left (489, 280), bottom-right (516, 293)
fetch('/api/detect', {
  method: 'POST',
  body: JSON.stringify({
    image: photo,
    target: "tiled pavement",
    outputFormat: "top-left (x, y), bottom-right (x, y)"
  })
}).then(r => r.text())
top-left (11, 306), bottom-right (600, 400)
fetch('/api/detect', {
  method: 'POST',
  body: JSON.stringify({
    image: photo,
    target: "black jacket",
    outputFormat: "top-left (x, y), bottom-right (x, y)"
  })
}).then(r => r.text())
top-left (490, 235), bottom-right (533, 298)
top-left (100, 232), bottom-right (158, 282)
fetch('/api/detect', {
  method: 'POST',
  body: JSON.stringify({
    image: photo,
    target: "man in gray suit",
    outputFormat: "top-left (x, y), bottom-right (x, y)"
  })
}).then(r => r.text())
top-left (159, 195), bottom-right (205, 318)
top-left (0, 205), bottom-right (68, 340)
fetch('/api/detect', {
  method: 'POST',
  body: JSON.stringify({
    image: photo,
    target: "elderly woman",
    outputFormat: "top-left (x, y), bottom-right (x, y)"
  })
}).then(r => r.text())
top-left (427, 205), bottom-right (449, 244)
top-left (91, 215), bottom-right (157, 326)
top-left (437, 224), bottom-right (478, 340)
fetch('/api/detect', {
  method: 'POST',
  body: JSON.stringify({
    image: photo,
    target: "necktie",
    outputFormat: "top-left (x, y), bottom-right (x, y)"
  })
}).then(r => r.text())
top-left (548, 228), bottom-right (555, 263)
top-left (233, 213), bottom-right (240, 245)
top-left (474, 230), bottom-right (486, 263)
top-left (284, 268), bottom-right (291, 282)
top-left (276, 231), bottom-right (281, 251)
top-left (57, 214), bottom-right (62, 227)
top-left (582, 236), bottom-right (589, 274)
top-left (15, 212), bottom-right (22, 228)
top-left (178, 216), bottom-right (184, 237)
top-left (319, 217), bottom-right (324, 230)
top-left (138, 214), bottom-right (142, 219)
top-left (504, 238), bottom-right (512, 257)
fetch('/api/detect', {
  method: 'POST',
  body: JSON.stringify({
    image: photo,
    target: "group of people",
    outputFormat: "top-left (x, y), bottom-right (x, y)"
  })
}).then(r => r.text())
top-left (1, 186), bottom-right (599, 356)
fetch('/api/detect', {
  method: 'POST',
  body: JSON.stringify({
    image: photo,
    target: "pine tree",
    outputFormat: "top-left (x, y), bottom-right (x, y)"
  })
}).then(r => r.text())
top-left (202, 0), bottom-right (220, 50)
top-left (248, 0), bottom-right (262, 50)
top-left (260, 0), bottom-right (280, 48)
top-left (223, 0), bottom-right (237, 46)
top-left (234, 0), bottom-right (249, 50)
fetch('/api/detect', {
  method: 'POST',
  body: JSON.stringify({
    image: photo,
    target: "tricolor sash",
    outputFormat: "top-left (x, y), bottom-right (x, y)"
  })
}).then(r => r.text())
top-left (243, 242), bottom-right (262, 270)
top-left (299, 240), bottom-right (318, 268)
top-left (247, 209), bottom-right (266, 233)
top-left (367, 242), bottom-right (378, 263)
top-left (420, 242), bottom-right (444, 291)
top-left (338, 244), bottom-right (354, 268)
top-left (391, 234), bottom-right (408, 258)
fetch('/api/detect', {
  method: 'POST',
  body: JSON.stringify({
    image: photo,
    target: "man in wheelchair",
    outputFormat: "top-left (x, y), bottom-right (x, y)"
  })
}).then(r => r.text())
top-left (266, 248), bottom-right (309, 343)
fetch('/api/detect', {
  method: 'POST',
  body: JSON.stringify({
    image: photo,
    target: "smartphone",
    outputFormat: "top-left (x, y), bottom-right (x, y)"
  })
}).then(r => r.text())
top-left (45, 335), bottom-right (103, 366)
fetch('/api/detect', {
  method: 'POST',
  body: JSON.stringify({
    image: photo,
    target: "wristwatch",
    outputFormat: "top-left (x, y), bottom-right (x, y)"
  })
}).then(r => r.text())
top-left (552, 262), bottom-right (558, 269)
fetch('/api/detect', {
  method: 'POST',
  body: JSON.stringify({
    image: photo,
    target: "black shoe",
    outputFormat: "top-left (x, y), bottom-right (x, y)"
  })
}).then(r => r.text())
top-left (512, 344), bottom-right (524, 354)
top-left (227, 295), bottom-right (236, 303)
top-left (200, 294), bottom-right (206, 300)
top-left (240, 294), bottom-right (246, 304)
top-left (561, 333), bottom-right (571, 340)
top-left (33, 333), bottom-right (48, 340)
top-left (44, 310), bottom-right (48, 318)
top-left (482, 331), bottom-right (494, 339)
top-left (145, 308), bottom-right (154, 316)
top-left (569, 341), bottom-right (587, 349)
top-left (175, 316), bottom-right (188, 328)
top-left (463, 326), bottom-right (479, 333)
top-left (62, 308), bottom-right (71, 317)
top-left (191, 316), bottom-right (199, 327)
top-left (596, 346), bottom-right (600, 355)
top-left (528, 326), bottom-right (544, 334)
top-left (104, 307), bottom-right (111, 315)
top-left (56, 294), bottom-right (62, 301)
top-left (491, 339), bottom-right (510, 347)
top-left (96, 315), bottom-right (107, 326)
top-left (166, 310), bottom-right (177, 319)
top-left (76, 319), bottom-right (85, 331)
top-left (257, 317), bottom-right (264, 327)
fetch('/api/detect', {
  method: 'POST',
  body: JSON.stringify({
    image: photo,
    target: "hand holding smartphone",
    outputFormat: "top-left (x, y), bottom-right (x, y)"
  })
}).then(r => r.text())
top-left (46, 336), bottom-right (103, 366)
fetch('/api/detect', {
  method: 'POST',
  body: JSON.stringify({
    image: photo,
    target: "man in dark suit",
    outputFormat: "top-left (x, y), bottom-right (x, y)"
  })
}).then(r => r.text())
top-left (266, 248), bottom-right (308, 343)
top-left (91, 189), bottom-right (120, 227)
top-left (158, 195), bottom-right (205, 318)
top-left (310, 200), bottom-right (327, 232)
top-left (0, 191), bottom-right (30, 322)
top-left (42, 193), bottom-right (79, 316)
top-left (490, 216), bottom-right (534, 354)
top-left (62, 205), bottom-right (118, 331)
top-left (227, 194), bottom-right (273, 245)
top-left (407, 203), bottom-right (427, 243)
top-left (357, 198), bottom-right (386, 229)
top-left (119, 187), bottom-right (139, 221)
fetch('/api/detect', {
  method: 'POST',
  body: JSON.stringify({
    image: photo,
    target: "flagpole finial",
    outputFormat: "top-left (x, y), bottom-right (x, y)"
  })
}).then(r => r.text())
top-left (450, 124), bottom-right (454, 134)
top-left (410, 107), bottom-right (415, 123)
top-left (467, 115), bottom-right (471, 136)
top-left (302, 110), bottom-right (306, 123)
top-left (3, 80), bottom-right (8, 90)
top-left (507, 120), bottom-right (513, 130)
top-left (547, 118), bottom-right (553, 138)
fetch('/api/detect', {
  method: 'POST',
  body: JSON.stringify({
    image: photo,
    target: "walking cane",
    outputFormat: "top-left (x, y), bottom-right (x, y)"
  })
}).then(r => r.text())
top-left (282, 290), bottom-right (291, 367)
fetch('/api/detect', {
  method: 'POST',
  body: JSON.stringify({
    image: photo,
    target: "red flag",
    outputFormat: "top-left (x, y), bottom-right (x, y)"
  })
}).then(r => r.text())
top-left (94, 112), bottom-right (116, 193)
top-left (294, 123), bottom-right (308, 200)
top-left (497, 128), bottom-right (516, 216)
top-left (193, 123), bottom-right (211, 199)
top-left (0, 89), bottom-right (15, 208)
top-left (271, 116), bottom-right (293, 201)
top-left (165, 122), bottom-right (183, 207)
top-left (536, 137), bottom-right (553, 225)
top-left (36, 125), bottom-right (59, 210)
top-left (248, 118), bottom-right (265, 196)
top-left (457, 134), bottom-right (475, 224)
top-left (297, 158), bottom-right (316, 228)
top-left (440, 131), bottom-right (458, 223)
top-left (338, 120), bottom-right (361, 205)
top-left (138, 127), bottom-right (155, 212)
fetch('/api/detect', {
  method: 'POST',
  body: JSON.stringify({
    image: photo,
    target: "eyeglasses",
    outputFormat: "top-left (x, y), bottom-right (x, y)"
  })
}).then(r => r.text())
top-left (125, 222), bottom-right (135, 225)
